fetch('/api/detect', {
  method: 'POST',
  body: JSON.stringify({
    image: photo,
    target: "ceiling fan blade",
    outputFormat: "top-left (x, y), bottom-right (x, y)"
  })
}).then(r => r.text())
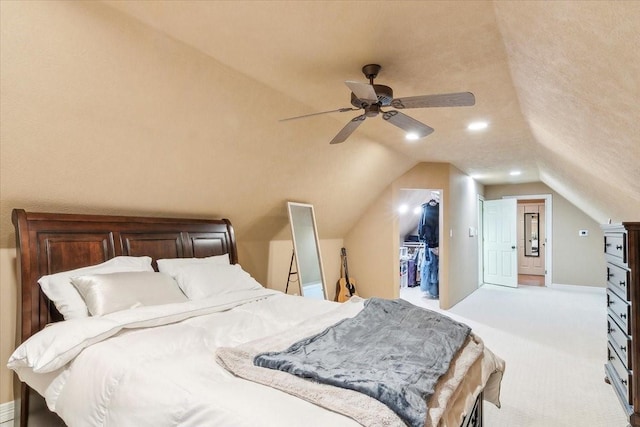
top-left (382, 110), bottom-right (434, 138)
top-left (345, 81), bottom-right (378, 103)
top-left (390, 92), bottom-right (475, 109)
top-left (330, 114), bottom-right (367, 145)
top-left (280, 107), bottom-right (360, 122)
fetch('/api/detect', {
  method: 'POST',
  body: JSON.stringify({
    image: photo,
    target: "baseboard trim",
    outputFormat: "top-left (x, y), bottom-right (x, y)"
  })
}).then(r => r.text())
top-left (0, 401), bottom-right (14, 423)
top-left (548, 282), bottom-right (605, 293)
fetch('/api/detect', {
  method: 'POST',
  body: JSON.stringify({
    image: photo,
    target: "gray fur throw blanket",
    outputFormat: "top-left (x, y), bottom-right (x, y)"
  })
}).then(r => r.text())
top-left (253, 298), bottom-right (471, 427)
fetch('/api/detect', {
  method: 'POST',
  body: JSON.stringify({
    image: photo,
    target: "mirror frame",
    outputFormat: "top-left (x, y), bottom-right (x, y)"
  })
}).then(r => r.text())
top-left (524, 212), bottom-right (540, 257)
top-left (287, 202), bottom-right (327, 299)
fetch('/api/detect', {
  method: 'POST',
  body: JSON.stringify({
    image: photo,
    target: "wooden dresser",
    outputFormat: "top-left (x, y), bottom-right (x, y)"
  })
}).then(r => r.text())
top-left (603, 222), bottom-right (640, 427)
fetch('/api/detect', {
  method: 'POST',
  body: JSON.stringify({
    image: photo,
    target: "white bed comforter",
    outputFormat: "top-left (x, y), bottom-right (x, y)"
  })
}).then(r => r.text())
top-left (8, 289), bottom-right (503, 427)
top-left (9, 289), bottom-right (372, 427)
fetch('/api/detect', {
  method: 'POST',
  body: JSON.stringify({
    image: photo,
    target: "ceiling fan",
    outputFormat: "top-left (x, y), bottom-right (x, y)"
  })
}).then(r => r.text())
top-left (280, 64), bottom-right (476, 144)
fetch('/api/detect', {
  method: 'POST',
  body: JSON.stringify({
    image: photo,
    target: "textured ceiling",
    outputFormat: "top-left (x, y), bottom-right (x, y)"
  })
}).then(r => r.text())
top-left (2, 0), bottom-right (638, 252)
top-left (102, 0), bottom-right (640, 223)
top-left (103, 0), bottom-right (538, 183)
top-left (494, 1), bottom-right (640, 221)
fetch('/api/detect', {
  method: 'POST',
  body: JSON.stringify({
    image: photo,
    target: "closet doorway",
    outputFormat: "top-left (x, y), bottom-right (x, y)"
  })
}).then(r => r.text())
top-left (398, 188), bottom-right (443, 299)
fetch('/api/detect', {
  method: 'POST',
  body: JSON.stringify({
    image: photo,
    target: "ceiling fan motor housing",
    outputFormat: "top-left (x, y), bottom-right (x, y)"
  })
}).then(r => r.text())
top-left (350, 84), bottom-right (394, 108)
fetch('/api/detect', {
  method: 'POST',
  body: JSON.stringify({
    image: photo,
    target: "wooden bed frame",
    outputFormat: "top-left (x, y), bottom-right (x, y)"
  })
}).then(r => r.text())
top-left (11, 208), bottom-right (238, 427)
top-left (11, 208), bottom-right (483, 427)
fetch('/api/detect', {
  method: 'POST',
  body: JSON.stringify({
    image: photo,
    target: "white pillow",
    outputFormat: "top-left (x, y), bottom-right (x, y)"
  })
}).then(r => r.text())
top-left (157, 254), bottom-right (230, 278)
top-left (71, 271), bottom-right (187, 316)
top-left (173, 263), bottom-right (262, 300)
top-left (38, 256), bottom-right (154, 319)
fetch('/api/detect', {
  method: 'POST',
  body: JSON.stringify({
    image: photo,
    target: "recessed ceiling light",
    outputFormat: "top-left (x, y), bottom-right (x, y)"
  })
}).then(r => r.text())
top-left (398, 204), bottom-right (409, 214)
top-left (467, 121), bottom-right (488, 131)
top-left (510, 170), bottom-right (521, 176)
top-left (405, 132), bottom-right (420, 141)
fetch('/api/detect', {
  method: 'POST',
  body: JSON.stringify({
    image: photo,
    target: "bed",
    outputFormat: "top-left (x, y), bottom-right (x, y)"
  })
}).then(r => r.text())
top-left (8, 209), bottom-right (504, 427)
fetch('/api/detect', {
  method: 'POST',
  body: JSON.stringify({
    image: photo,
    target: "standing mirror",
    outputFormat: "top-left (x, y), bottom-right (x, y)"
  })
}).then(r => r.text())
top-left (287, 202), bottom-right (327, 300)
top-left (524, 212), bottom-right (540, 257)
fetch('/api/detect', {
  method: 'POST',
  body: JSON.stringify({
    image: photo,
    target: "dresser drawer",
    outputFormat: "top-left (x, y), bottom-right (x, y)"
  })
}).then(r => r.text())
top-left (608, 343), bottom-right (633, 405)
top-left (605, 349), bottom-right (633, 405)
top-left (609, 315), bottom-right (633, 369)
top-left (601, 223), bottom-right (639, 426)
top-left (608, 288), bottom-right (631, 334)
top-left (604, 233), bottom-right (627, 265)
top-left (607, 263), bottom-right (631, 301)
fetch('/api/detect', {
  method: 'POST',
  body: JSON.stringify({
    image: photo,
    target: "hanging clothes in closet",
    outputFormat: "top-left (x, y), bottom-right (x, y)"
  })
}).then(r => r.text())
top-left (418, 199), bottom-right (439, 298)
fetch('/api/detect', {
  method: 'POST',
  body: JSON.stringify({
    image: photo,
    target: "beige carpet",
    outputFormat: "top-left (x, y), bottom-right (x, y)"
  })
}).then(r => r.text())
top-left (400, 284), bottom-right (629, 427)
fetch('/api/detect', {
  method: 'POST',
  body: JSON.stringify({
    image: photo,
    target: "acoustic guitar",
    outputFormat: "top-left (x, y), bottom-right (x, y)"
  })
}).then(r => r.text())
top-left (335, 247), bottom-right (357, 302)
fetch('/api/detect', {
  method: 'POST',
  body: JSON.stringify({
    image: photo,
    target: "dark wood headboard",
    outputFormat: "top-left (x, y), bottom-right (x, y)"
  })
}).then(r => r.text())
top-left (12, 208), bottom-right (238, 343)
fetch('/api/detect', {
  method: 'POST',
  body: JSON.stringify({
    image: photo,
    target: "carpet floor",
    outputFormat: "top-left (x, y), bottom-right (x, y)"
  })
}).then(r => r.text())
top-left (400, 283), bottom-right (629, 427)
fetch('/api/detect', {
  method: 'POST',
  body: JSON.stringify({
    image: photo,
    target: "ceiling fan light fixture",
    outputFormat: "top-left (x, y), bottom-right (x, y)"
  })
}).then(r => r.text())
top-left (468, 121), bottom-right (488, 131)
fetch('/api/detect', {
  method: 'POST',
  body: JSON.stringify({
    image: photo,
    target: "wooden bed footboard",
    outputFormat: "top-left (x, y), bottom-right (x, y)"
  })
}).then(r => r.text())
top-left (461, 392), bottom-right (484, 427)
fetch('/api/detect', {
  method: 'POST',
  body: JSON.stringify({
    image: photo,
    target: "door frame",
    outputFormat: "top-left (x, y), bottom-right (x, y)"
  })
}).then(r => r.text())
top-left (477, 195), bottom-right (484, 288)
top-left (397, 188), bottom-right (443, 305)
top-left (503, 194), bottom-right (553, 286)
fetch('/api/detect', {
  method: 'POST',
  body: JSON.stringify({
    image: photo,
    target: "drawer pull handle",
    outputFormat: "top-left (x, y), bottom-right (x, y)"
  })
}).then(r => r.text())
top-left (620, 345), bottom-right (627, 352)
top-left (620, 313), bottom-right (627, 319)
top-left (619, 281), bottom-right (626, 287)
top-left (616, 245), bottom-right (623, 250)
top-left (621, 378), bottom-right (628, 386)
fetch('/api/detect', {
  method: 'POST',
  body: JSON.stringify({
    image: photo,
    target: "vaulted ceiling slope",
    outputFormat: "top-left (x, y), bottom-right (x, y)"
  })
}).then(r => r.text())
top-left (493, 1), bottom-right (640, 222)
top-left (103, 0), bottom-right (639, 223)
top-left (1, 1), bottom-right (638, 252)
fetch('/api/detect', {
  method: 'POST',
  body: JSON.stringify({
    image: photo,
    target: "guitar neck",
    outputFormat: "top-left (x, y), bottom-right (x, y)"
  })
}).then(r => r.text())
top-left (342, 249), bottom-right (351, 283)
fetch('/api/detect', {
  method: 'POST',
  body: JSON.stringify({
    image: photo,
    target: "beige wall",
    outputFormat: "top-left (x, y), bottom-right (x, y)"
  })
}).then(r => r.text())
top-left (447, 166), bottom-right (485, 306)
top-left (267, 238), bottom-right (343, 301)
top-left (345, 162), bottom-right (484, 309)
top-left (343, 186), bottom-right (398, 300)
top-left (0, 1), bottom-right (414, 405)
top-left (485, 182), bottom-right (605, 286)
top-left (0, 0), bottom-right (414, 252)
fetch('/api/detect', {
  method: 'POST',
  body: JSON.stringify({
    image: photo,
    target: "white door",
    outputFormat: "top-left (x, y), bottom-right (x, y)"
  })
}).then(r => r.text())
top-left (483, 199), bottom-right (518, 287)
